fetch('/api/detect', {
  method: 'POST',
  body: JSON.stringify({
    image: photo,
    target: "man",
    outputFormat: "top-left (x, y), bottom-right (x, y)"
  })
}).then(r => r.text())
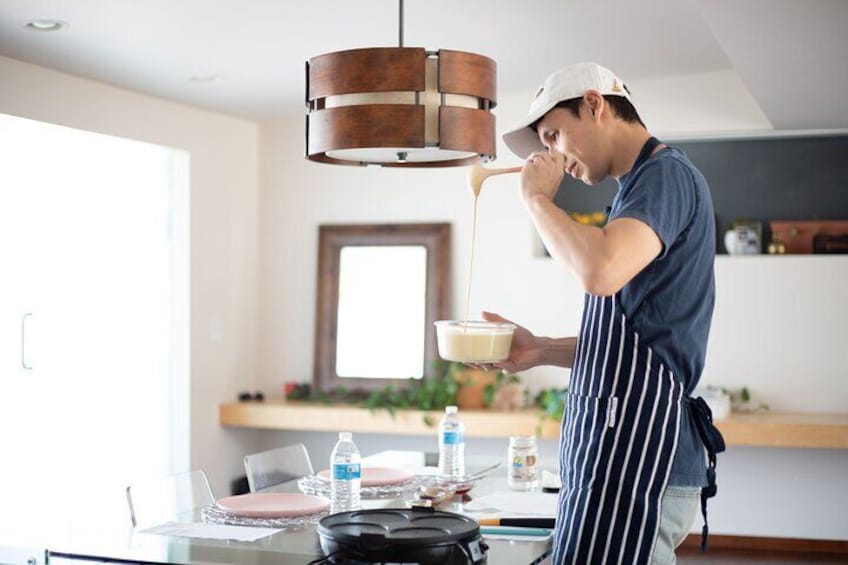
top-left (482, 62), bottom-right (724, 564)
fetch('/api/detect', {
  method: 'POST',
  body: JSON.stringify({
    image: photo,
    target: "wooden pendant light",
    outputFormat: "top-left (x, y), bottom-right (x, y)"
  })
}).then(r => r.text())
top-left (305, 2), bottom-right (497, 167)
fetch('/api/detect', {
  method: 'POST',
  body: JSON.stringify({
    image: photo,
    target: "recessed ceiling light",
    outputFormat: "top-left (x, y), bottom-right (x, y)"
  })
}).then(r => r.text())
top-left (25, 19), bottom-right (68, 32)
top-left (189, 74), bottom-right (223, 84)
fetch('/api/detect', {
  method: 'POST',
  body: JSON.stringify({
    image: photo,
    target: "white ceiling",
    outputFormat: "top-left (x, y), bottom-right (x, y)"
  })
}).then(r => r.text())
top-left (0, 0), bottom-right (845, 128)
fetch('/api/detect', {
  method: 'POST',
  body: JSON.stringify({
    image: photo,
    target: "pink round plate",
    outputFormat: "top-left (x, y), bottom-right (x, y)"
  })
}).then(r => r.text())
top-left (216, 492), bottom-right (329, 518)
top-left (317, 466), bottom-right (416, 487)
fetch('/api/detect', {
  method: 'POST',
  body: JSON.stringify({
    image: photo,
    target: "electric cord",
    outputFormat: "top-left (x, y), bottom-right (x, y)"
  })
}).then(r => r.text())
top-left (452, 539), bottom-right (488, 563)
top-left (453, 540), bottom-right (474, 562)
top-left (306, 549), bottom-right (343, 565)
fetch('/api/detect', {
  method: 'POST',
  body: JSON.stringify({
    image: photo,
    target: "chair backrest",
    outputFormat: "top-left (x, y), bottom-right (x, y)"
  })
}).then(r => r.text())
top-left (125, 469), bottom-right (215, 529)
top-left (244, 443), bottom-right (314, 492)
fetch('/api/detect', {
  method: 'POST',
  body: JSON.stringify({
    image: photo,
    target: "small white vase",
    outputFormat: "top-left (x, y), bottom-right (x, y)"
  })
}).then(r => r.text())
top-left (724, 229), bottom-right (737, 254)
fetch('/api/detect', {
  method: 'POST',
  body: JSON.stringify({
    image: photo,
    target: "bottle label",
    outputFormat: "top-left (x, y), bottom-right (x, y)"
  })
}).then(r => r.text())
top-left (443, 431), bottom-right (464, 445)
top-left (333, 463), bottom-right (361, 480)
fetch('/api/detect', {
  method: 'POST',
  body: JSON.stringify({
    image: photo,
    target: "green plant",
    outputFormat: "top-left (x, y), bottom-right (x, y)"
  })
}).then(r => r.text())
top-left (533, 387), bottom-right (568, 436)
top-left (721, 386), bottom-right (769, 412)
top-left (284, 383), bottom-right (368, 404)
top-left (284, 360), bottom-right (467, 426)
top-left (535, 387), bottom-right (568, 418)
top-left (363, 360), bottom-right (465, 425)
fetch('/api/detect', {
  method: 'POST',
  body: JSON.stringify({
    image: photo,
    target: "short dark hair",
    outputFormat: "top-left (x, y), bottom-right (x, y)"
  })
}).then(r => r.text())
top-left (532, 94), bottom-right (646, 130)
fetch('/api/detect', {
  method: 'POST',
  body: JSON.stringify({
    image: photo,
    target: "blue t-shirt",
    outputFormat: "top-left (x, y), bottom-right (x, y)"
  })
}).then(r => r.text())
top-left (609, 145), bottom-right (716, 487)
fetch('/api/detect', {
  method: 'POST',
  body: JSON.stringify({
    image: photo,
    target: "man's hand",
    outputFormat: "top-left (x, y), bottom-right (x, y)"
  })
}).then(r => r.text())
top-left (471, 312), bottom-right (578, 371)
top-left (520, 151), bottom-right (565, 209)
top-left (472, 311), bottom-right (544, 373)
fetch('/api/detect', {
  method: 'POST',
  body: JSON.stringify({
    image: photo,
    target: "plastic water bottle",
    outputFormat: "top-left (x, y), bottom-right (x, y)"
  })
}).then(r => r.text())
top-left (330, 432), bottom-right (361, 513)
top-left (438, 405), bottom-right (466, 478)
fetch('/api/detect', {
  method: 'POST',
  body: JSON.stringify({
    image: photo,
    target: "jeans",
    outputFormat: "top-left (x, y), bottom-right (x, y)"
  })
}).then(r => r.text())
top-left (537, 485), bottom-right (701, 564)
top-left (650, 486), bottom-right (701, 565)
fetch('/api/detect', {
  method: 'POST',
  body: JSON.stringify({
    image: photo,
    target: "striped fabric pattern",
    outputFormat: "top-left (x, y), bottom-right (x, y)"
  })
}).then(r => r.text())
top-left (552, 294), bottom-right (683, 565)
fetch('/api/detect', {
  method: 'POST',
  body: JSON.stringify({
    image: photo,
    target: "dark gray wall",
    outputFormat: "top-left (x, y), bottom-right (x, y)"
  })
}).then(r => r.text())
top-left (553, 134), bottom-right (848, 253)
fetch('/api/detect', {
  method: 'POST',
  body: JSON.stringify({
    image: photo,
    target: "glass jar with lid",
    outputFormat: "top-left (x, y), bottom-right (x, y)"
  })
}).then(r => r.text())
top-left (508, 435), bottom-right (539, 491)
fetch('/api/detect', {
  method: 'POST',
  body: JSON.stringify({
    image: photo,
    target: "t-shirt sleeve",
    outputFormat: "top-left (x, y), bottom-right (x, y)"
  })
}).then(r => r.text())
top-left (610, 158), bottom-right (697, 260)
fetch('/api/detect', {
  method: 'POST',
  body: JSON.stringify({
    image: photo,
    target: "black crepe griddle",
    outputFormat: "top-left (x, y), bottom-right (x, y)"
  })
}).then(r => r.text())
top-left (316, 507), bottom-right (487, 564)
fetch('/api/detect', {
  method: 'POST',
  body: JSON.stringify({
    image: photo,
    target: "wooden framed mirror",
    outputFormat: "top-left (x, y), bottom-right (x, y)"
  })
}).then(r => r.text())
top-left (314, 223), bottom-right (450, 392)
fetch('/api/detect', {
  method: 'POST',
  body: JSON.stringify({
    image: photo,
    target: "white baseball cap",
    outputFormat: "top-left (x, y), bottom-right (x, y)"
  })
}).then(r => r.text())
top-left (502, 62), bottom-right (631, 158)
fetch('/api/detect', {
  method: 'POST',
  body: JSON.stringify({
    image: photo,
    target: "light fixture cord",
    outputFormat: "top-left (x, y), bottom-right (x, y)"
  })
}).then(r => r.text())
top-left (398, 0), bottom-right (404, 47)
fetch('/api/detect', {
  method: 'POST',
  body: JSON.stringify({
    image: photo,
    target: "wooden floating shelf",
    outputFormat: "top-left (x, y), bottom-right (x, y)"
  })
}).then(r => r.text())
top-left (219, 401), bottom-right (848, 450)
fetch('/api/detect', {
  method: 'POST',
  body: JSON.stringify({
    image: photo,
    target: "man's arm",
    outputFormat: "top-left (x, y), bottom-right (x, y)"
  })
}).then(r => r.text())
top-left (537, 336), bottom-right (578, 369)
top-left (482, 312), bottom-right (577, 371)
top-left (526, 196), bottom-right (662, 296)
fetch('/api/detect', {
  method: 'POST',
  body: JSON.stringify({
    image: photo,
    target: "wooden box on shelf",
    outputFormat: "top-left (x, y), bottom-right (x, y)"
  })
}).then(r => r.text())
top-left (769, 220), bottom-right (848, 254)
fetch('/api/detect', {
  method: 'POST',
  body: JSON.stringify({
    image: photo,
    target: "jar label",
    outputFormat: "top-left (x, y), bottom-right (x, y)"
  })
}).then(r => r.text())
top-left (333, 463), bottom-right (361, 480)
top-left (443, 431), bottom-right (464, 445)
top-left (510, 454), bottom-right (538, 481)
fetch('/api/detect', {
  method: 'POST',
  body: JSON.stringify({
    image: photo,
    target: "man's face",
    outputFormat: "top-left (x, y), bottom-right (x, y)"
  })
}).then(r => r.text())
top-left (535, 101), bottom-right (605, 186)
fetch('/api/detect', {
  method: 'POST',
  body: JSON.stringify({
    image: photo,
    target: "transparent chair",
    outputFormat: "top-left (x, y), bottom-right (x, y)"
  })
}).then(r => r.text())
top-left (125, 469), bottom-right (215, 528)
top-left (244, 443), bottom-right (314, 492)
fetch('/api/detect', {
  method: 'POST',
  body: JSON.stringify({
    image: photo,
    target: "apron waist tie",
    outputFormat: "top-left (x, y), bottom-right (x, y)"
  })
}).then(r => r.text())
top-left (688, 396), bottom-right (726, 552)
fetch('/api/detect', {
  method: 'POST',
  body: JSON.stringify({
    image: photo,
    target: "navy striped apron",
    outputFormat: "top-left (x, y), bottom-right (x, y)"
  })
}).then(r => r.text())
top-left (551, 137), bottom-right (725, 563)
top-left (551, 136), bottom-right (684, 564)
top-left (552, 293), bottom-right (683, 564)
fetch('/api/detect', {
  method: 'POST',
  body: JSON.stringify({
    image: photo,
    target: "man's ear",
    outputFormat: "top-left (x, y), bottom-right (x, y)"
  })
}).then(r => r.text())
top-left (584, 91), bottom-right (604, 120)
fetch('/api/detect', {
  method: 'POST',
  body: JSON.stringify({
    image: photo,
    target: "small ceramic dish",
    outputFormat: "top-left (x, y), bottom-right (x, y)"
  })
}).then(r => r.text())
top-left (216, 492), bottom-right (330, 518)
top-left (316, 466), bottom-right (416, 487)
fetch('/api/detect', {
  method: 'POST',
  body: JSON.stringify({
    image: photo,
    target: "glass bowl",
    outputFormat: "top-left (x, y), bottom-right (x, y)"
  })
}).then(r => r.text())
top-left (433, 320), bottom-right (516, 363)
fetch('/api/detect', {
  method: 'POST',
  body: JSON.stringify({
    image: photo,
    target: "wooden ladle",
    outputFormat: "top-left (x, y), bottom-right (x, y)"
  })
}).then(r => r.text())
top-left (467, 163), bottom-right (523, 196)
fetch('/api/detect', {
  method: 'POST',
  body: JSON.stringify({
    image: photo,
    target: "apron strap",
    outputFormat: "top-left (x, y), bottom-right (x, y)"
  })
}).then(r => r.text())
top-left (688, 396), bottom-right (727, 552)
top-left (606, 136), bottom-right (663, 220)
top-left (634, 136), bottom-right (662, 171)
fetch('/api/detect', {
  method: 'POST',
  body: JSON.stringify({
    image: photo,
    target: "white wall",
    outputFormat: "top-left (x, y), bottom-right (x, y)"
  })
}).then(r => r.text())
top-left (257, 70), bottom-right (847, 540)
top-left (707, 256), bottom-right (848, 412)
top-left (0, 55), bottom-right (260, 496)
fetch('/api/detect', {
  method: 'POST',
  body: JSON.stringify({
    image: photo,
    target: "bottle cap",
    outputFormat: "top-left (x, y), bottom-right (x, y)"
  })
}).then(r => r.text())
top-left (445, 406), bottom-right (458, 414)
top-left (339, 432), bottom-right (352, 441)
top-left (509, 435), bottom-right (537, 447)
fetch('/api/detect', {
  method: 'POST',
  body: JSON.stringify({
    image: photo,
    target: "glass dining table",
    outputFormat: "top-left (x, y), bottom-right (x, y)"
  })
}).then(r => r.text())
top-left (47, 450), bottom-right (554, 565)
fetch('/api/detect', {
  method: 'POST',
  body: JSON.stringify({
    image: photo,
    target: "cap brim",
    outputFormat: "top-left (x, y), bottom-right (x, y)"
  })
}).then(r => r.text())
top-left (501, 99), bottom-right (557, 159)
top-left (502, 126), bottom-right (544, 159)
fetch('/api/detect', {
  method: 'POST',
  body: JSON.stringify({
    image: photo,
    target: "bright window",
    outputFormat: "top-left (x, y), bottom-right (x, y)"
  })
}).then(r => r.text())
top-left (0, 113), bottom-right (190, 546)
